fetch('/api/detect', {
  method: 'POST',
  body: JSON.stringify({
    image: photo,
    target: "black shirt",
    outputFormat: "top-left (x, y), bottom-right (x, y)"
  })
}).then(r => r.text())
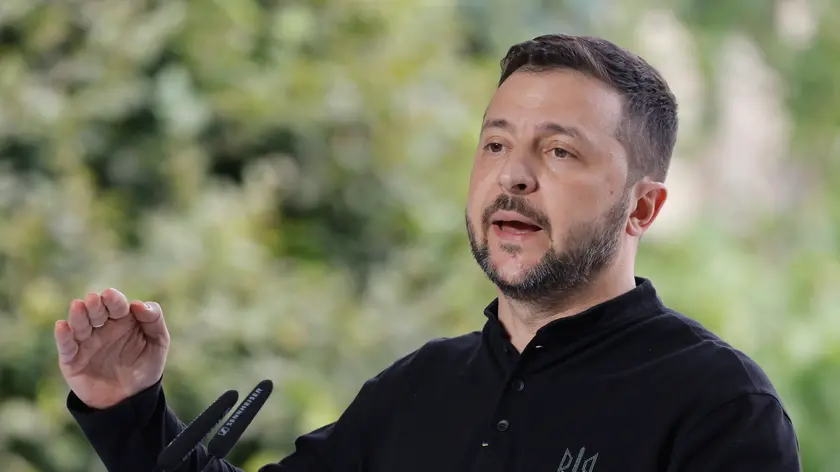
top-left (68, 278), bottom-right (801, 471)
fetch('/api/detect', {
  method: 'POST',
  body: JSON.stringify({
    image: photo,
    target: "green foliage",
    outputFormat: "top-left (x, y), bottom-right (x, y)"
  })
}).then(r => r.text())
top-left (0, 0), bottom-right (838, 470)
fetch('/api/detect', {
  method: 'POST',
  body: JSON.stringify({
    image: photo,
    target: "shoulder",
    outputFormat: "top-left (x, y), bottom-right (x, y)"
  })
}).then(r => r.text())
top-left (365, 331), bottom-right (482, 393)
top-left (378, 332), bottom-right (483, 378)
top-left (643, 307), bottom-right (785, 421)
top-left (652, 312), bottom-right (800, 466)
top-left (665, 309), bottom-right (776, 392)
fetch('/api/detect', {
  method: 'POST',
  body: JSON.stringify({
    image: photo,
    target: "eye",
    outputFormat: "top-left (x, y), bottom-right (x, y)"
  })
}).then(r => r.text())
top-left (551, 147), bottom-right (572, 159)
top-left (484, 142), bottom-right (505, 154)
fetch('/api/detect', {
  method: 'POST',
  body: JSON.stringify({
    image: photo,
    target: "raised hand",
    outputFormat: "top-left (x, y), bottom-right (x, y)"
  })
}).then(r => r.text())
top-left (54, 288), bottom-right (170, 409)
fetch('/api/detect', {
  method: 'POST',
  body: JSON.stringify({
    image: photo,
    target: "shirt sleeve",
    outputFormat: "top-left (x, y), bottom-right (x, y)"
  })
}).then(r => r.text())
top-left (666, 393), bottom-right (801, 472)
top-left (258, 375), bottom-right (381, 471)
top-left (68, 353), bottom-right (407, 471)
top-left (68, 378), bottom-right (241, 472)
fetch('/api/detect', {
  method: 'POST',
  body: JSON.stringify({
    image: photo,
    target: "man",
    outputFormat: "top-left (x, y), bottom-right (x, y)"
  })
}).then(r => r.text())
top-left (55, 34), bottom-right (801, 471)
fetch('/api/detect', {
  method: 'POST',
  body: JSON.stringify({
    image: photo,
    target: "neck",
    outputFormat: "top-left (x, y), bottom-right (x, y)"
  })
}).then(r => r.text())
top-left (496, 264), bottom-right (637, 352)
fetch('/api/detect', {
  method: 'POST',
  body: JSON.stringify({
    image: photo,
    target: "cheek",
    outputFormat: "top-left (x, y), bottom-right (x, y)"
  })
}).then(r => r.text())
top-left (466, 199), bottom-right (488, 236)
top-left (543, 194), bottom-right (596, 239)
top-left (466, 169), bottom-right (497, 223)
top-left (468, 161), bottom-right (492, 193)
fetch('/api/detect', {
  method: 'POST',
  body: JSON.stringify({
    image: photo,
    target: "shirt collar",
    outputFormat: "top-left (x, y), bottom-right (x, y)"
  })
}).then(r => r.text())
top-left (482, 277), bottom-right (664, 359)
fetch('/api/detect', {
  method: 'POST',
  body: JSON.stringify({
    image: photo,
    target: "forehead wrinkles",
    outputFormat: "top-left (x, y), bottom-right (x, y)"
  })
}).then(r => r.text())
top-left (488, 70), bottom-right (624, 139)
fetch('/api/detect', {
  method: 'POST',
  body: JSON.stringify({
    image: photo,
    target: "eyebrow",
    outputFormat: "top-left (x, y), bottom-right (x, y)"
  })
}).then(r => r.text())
top-left (480, 118), bottom-right (582, 140)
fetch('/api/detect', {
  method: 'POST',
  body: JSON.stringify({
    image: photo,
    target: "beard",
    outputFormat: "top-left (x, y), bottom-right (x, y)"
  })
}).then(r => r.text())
top-left (466, 190), bottom-right (629, 310)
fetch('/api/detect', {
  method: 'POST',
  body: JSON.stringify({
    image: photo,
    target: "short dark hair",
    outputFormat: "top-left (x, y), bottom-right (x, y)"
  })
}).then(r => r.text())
top-left (499, 34), bottom-right (678, 182)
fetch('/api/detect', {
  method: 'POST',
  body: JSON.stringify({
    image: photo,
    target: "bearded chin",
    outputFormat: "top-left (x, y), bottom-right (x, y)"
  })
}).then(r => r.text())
top-left (465, 208), bottom-right (624, 310)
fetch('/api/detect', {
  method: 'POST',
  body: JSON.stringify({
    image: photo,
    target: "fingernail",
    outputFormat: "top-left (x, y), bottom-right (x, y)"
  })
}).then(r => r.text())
top-left (144, 302), bottom-right (154, 310)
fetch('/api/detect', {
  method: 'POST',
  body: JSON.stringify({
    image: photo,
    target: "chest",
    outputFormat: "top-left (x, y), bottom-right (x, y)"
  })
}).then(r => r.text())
top-left (368, 369), bottom-right (677, 472)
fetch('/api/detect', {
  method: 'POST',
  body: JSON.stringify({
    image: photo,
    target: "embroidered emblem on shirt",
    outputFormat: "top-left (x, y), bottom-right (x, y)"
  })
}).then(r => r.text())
top-left (557, 447), bottom-right (598, 472)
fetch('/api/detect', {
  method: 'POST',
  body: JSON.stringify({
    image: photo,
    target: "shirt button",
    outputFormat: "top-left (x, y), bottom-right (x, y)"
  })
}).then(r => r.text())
top-left (512, 379), bottom-right (525, 391)
top-left (497, 420), bottom-right (510, 432)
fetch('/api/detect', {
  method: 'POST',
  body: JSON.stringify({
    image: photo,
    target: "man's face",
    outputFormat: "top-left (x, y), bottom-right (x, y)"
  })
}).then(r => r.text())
top-left (466, 69), bottom-right (633, 306)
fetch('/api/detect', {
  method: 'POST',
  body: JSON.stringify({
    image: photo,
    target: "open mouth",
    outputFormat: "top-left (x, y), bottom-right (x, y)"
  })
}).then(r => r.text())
top-left (491, 211), bottom-right (544, 235)
top-left (494, 220), bottom-right (543, 234)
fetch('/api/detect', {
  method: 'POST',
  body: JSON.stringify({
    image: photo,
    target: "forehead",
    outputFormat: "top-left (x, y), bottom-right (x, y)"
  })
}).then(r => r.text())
top-left (485, 69), bottom-right (624, 139)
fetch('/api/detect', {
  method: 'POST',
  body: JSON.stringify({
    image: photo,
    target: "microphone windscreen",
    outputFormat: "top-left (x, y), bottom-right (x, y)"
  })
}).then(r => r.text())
top-left (206, 379), bottom-right (274, 459)
top-left (157, 389), bottom-right (239, 471)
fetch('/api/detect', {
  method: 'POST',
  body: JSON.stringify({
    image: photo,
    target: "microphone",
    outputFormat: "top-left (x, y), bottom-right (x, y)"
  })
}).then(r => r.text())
top-left (155, 389), bottom-right (240, 472)
top-left (200, 379), bottom-right (274, 472)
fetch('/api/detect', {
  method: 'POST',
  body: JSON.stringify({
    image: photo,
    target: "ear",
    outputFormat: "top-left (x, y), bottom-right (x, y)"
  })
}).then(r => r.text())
top-left (627, 181), bottom-right (667, 237)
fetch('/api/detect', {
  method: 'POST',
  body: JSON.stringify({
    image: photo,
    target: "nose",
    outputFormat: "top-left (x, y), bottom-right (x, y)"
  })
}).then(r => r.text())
top-left (498, 155), bottom-right (538, 196)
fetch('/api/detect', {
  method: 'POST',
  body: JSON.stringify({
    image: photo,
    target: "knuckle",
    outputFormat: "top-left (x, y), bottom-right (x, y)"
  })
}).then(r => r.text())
top-left (106, 288), bottom-right (125, 301)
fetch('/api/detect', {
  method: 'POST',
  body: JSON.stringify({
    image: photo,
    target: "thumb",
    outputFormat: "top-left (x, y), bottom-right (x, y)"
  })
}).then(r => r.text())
top-left (129, 301), bottom-right (169, 343)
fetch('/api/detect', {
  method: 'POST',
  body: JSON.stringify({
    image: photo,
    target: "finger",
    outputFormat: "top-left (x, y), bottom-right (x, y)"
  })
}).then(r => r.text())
top-left (101, 288), bottom-right (130, 320)
top-left (68, 299), bottom-right (93, 342)
top-left (84, 292), bottom-right (108, 328)
top-left (129, 301), bottom-right (169, 342)
top-left (55, 320), bottom-right (80, 364)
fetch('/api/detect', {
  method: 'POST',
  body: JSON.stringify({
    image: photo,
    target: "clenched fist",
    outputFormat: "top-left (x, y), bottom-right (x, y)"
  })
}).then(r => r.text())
top-left (54, 288), bottom-right (170, 410)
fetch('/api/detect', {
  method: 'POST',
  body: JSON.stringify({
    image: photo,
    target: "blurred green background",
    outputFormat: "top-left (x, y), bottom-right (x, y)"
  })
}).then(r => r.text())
top-left (1, 0), bottom-right (838, 470)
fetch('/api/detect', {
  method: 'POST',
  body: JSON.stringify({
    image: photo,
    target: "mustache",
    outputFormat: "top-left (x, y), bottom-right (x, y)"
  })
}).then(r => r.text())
top-left (481, 194), bottom-right (551, 233)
